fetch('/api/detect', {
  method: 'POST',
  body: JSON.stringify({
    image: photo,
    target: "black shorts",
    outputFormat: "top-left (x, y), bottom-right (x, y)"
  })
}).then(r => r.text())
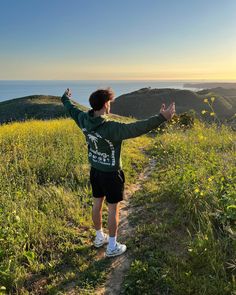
top-left (90, 167), bottom-right (125, 204)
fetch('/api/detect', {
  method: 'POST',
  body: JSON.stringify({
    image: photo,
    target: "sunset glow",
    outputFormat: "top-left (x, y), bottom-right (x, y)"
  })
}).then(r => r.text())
top-left (0, 0), bottom-right (235, 81)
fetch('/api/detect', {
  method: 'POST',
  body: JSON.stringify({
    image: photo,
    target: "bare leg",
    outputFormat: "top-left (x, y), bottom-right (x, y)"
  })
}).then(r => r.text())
top-left (107, 202), bottom-right (120, 237)
top-left (106, 202), bottom-right (127, 255)
top-left (92, 197), bottom-right (105, 230)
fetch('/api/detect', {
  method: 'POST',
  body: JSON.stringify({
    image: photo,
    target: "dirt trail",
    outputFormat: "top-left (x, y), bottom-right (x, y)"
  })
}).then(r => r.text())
top-left (96, 158), bottom-right (157, 295)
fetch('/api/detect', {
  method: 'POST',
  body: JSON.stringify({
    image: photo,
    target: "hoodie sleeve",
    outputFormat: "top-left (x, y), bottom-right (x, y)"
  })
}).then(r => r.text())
top-left (61, 93), bottom-right (82, 122)
top-left (108, 113), bottom-right (167, 141)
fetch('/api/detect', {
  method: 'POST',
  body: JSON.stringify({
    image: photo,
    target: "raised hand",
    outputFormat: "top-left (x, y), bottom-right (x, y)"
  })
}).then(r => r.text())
top-left (64, 88), bottom-right (72, 97)
top-left (160, 102), bottom-right (175, 121)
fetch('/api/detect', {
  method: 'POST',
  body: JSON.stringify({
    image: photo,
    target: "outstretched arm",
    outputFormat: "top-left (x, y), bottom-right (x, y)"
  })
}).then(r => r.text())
top-left (108, 102), bottom-right (175, 141)
top-left (61, 88), bottom-right (82, 121)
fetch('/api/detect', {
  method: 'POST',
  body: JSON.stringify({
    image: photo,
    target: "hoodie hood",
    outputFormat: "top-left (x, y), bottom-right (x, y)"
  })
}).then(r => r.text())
top-left (82, 110), bottom-right (108, 132)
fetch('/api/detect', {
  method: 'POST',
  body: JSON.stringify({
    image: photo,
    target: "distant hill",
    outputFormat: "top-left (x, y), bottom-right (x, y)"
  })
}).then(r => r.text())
top-left (184, 82), bottom-right (236, 89)
top-left (1, 89), bottom-right (236, 125)
top-left (111, 87), bottom-right (236, 120)
top-left (0, 95), bottom-right (131, 125)
top-left (0, 95), bottom-right (88, 124)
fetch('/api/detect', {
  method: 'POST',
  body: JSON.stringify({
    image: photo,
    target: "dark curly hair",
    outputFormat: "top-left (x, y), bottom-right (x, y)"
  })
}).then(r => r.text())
top-left (89, 88), bottom-right (115, 111)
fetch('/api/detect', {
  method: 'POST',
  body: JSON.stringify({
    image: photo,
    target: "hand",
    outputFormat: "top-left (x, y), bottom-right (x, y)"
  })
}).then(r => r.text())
top-left (160, 102), bottom-right (175, 121)
top-left (63, 88), bottom-right (72, 97)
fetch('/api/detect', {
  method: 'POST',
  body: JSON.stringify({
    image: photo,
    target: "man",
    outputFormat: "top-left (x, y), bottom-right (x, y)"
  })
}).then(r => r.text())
top-left (61, 88), bottom-right (175, 257)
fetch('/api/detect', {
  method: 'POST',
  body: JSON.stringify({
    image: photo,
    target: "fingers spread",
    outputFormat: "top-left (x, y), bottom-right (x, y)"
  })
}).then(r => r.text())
top-left (161, 103), bottom-right (165, 111)
top-left (168, 102), bottom-right (175, 111)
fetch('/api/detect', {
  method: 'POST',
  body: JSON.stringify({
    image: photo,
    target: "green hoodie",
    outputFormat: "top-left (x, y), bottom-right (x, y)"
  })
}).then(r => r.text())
top-left (61, 94), bottom-right (167, 172)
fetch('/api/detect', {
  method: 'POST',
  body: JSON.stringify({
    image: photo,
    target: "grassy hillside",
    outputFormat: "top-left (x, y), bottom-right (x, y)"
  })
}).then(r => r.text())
top-left (111, 88), bottom-right (236, 121)
top-left (0, 110), bottom-right (235, 294)
top-left (0, 95), bottom-right (87, 124)
top-left (1, 88), bottom-right (236, 127)
top-left (122, 121), bottom-right (236, 295)
top-left (0, 117), bottom-right (152, 294)
top-left (1, 89), bottom-right (235, 127)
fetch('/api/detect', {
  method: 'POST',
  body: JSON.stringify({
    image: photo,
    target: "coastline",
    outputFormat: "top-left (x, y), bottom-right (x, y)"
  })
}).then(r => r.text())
top-left (0, 79), bottom-right (211, 106)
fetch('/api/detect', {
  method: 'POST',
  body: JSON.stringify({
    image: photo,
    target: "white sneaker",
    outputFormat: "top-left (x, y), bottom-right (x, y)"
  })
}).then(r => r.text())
top-left (105, 242), bottom-right (127, 257)
top-left (93, 233), bottom-right (109, 248)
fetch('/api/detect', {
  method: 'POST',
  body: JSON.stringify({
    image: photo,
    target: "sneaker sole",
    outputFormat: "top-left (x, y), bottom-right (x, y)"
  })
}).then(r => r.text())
top-left (105, 248), bottom-right (127, 257)
top-left (94, 242), bottom-right (106, 248)
top-left (93, 237), bottom-right (109, 248)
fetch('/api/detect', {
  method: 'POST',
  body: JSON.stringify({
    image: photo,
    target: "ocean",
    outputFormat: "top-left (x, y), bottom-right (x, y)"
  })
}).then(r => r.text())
top-left (0, 80), bottom-right (198, 107)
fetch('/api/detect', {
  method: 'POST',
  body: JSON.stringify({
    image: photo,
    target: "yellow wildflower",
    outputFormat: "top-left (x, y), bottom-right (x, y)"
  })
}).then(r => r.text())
top-left (194, 188), bottom-right (200, 193)
top-left (211, 97), bottom-right (215, 102)
top-left (210, 112), bottom-right (215, 116)
top-left (201, 110), bottom-right (207, 114)
top-left (204, 98), bottom-right (208, 103)
top-left (15, 215), bottom-right (21, 222)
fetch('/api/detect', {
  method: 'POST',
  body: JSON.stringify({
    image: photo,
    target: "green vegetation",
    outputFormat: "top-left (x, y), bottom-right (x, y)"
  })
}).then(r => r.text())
top-left (0, 97), bottom-right (235, 294)
top-left (122, 120), bottom-right (236, 295)
top-left (0, 95), bottom-right (87, 124)
top-left (111, 87), bottom-right (236, 122)
top-left (0, 118), bottom-right (152, 294)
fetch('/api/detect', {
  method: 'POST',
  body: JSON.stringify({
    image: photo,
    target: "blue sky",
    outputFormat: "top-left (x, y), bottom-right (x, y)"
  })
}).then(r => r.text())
top-left (0, 0), bottom-right (235, 80)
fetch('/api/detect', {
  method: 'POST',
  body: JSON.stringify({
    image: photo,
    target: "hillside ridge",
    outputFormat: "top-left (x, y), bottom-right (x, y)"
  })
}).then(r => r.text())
top-left (0, 95), bottom-right (87, 124)
top-left (111, 87), bottom-right (236, 120)
top-left (1, 88), bottom-right (236, 124)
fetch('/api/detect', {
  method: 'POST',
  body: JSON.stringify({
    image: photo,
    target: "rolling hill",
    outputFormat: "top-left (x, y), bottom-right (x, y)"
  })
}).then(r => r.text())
top-left (0, 95), bottom-right (87, 124)
top-left (111, 87), bottom-right (236, 120)
top-left (0, 88), bottom-right (236, 125)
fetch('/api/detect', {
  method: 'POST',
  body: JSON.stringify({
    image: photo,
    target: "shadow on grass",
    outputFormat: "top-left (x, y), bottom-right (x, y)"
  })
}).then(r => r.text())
top-left (26, 244), bottom-right (112, 294)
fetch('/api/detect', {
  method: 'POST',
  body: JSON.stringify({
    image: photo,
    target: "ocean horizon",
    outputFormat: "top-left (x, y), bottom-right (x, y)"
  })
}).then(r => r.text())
top-left (0, 79), bottom-right (204, 107)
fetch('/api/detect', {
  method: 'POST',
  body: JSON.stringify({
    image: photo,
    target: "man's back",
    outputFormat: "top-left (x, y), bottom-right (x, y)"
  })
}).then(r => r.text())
top-left (61, 93), bottom-right (167, 172)
top-left (61, 87), bottom-right (175, 258)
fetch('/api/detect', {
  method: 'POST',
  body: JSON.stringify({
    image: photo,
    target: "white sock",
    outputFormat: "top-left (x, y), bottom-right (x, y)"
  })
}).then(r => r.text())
top-left (108, 236), bottom-right (117, 250)
top-left (96, 229), bottom-right (104, 240)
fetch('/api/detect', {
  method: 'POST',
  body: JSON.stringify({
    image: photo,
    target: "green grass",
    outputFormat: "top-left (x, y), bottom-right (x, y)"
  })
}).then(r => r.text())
top-left (0, 118), bottom-right (152, 294)
top-left (1, 112), bottom-right (235, 294)
top-left (122, 120), bottom-right (236, 295)
top-left (0, 95), bottom-right (87, 124)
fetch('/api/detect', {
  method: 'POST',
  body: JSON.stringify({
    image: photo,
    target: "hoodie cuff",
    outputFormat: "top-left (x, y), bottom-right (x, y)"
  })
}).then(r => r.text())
top-left (158, 113), bottom-right (168, 122)
top-left (61, 94), bottom-right (72, 106)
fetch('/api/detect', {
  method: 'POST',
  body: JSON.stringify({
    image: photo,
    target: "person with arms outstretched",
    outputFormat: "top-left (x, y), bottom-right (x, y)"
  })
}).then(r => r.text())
top-left (61, 88), bottom-right (175, 257)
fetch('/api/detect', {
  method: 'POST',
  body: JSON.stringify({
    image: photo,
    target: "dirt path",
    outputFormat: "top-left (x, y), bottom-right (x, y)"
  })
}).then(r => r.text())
top-left (26, 158), bottom-right (157, 295)
top-left (96, 158), bottom-right (157, 295)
